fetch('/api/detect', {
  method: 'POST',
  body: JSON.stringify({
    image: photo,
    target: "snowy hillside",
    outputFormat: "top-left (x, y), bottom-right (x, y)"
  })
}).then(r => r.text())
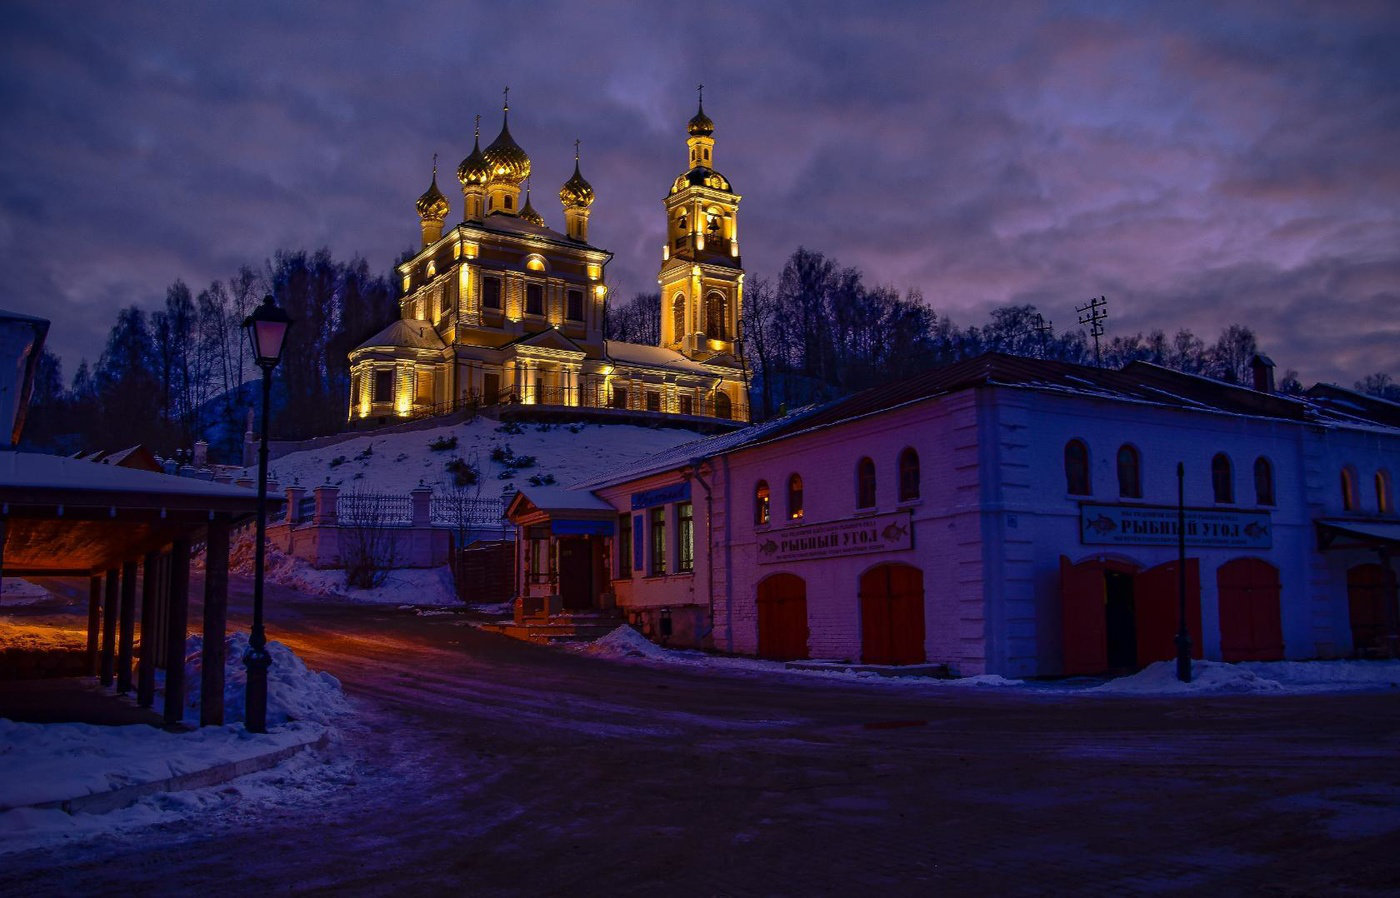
top-left (241, 417), bottom-right (703, 497)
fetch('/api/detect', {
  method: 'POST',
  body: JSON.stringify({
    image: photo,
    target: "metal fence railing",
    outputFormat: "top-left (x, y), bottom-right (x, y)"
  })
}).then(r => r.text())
top-left (338, 492), bottom-right (413, 526)
top-left (430, 495), bottom-right (508, 526)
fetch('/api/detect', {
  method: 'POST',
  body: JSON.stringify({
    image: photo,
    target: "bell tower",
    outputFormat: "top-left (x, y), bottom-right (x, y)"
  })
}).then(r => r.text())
top-left (659, 87), bottom-right (744, 363)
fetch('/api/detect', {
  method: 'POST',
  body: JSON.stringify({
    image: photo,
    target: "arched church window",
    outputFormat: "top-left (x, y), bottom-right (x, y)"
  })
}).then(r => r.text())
top-left (706, 293), bottom-right (728, 340)
top-left (673, 295), bottom-right (686, 342)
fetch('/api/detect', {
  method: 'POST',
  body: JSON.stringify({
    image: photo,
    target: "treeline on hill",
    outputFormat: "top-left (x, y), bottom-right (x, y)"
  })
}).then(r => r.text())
top-left (610, 246), bottom-right (1400, 419)
top-left (24, 245), bottom-right (1398, 461)
top-left (24, 249), bottom-right (397, 460)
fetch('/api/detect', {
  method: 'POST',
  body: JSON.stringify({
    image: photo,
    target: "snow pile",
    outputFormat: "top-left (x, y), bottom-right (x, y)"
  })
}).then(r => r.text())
top-left (0, 578), bottom-right (55, 606)
top-left (249, 417), bottom-right (700, 495)
top-left (941, 674), bottom-right (1023, 688)
top-left (172, 632), bottom-right (351, 726)
top-left (0, 718), bottom-right (321, 813)
top-left (582, 625), bottom-right (678, 661)
top-left (227, 537), bottom-right (459, 606)
top-left (1097, 659), bottom-right (1400, 695)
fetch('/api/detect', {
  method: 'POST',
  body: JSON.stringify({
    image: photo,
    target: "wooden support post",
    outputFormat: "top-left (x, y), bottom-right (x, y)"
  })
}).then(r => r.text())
top-left (201, 519), bottom-right (230, 727)
top-left (100, 567), bottom-right (118, 686)
top-left (117, 560), bottom-right (137, 694)
top-left (137, 550), bottom-right (159, 707)
top-left (163, 539), bottom-right (191, 726)
top-left (86, 575), bottom-right (102, 676)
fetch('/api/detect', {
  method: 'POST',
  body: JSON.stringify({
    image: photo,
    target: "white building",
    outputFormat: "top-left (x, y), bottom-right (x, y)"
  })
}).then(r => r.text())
top-left (510, 353), bottom-right (1399, 676)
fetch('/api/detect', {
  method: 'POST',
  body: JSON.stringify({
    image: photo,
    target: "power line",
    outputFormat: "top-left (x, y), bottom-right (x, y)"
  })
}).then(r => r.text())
top-left (1076, 296), bottom-right (1108, 365)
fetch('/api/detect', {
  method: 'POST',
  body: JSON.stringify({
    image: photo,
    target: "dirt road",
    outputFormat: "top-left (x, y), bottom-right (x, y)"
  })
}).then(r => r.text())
top-left (4, 576), bottom-right (1399, 896)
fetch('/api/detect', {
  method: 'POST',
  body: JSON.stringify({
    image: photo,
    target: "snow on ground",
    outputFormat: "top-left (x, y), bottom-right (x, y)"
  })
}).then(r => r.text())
top-left (226, 536), bottom-right (460, 606)
top-left (247, 416), bottom-right (702, 495)
top-left (576, 627), bottom-right (1400, 695)
top-left (1095, 658), bottom-right (1400, 695)
top-left (0, 578), bottom-right (57, 606)
top-left (0, 632), bottom-right (351, 853)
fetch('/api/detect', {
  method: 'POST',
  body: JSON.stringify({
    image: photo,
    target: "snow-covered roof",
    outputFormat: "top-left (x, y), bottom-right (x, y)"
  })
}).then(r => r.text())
top-left (507, 484), bottom-right (615, 520)
top-left (354, 319), bottom-right (446, 352)
top-left (0, 450), bottom-right (257, 503)
top-left (572, 403), bottom-right (827, 491)
top-left (604, 341), bottom-right (715, 375)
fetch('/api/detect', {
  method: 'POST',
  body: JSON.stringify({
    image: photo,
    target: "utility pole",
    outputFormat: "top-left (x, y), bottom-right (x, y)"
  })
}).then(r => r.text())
top-left (1076, 296), bottom-right (1108, 365)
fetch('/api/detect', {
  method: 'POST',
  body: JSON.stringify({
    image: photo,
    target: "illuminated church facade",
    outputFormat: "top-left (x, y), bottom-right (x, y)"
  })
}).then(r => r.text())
top-left (348, 96), bottom-right (750, 427)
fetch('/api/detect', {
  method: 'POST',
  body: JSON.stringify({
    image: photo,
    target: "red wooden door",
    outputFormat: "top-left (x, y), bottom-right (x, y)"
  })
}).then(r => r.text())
top-left (757, 574), bottom-right (809, 661)
top-left (1348, 564), bottom-right (1399, 655)
top-left (859, 564), bottom-right (925, 665)
top-left (1216, 558), bottom-right (1283, 662)
top-left (1060, 556), bottom-right (1109, 675)
top-left (1134, 558), bottom-right (1204, 665)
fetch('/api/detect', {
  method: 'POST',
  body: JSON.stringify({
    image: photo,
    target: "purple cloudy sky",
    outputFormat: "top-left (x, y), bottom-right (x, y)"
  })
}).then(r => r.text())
top-left (2, 1), bottom-right (1397, 386)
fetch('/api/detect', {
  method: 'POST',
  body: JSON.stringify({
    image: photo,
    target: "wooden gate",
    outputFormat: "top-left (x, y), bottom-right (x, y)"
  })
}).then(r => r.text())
top-left (859, 564), bottom-right (925, 665)
top-left (756, 573), bottom-right (808, 661)
top-left (1216, 558), bottom-right (1283, 662)
top-left (1135, 558), bottom-right (1204, 665)
top-left (1348, 563), bottom-right (1399, 656)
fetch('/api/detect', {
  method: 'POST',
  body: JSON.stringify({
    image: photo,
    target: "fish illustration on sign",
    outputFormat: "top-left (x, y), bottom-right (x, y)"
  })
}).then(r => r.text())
top-left (882, 521), bottom-right (908, 542)
top-left (759, 539), bottom-right (778, 556)
top-left (1244, 521), bottom-right (1269, 538)
top-left (1085, 514), bottom-right (1117, 535)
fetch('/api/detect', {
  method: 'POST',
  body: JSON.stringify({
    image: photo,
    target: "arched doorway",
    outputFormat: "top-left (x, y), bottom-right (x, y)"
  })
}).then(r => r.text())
top-left (756, 573), bottom-right (808, 661)
top-left (1059, 556), bottom-right (1203, 675)
top-left (859, 564), bottom-right (925, 665)
top-left (1216, 558), bottom-right (1284, 662)
top-left (1348, 563), bottom-right (1399, 656)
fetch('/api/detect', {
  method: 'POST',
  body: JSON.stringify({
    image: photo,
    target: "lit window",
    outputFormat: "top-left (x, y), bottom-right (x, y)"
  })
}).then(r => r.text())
top-left (1117, 445), bottom-right (1142, 499)
top-left (678, 502), bottom-right (694, 573)
top-left (1212, 453), bottom-right (1234, 503)
top-left (1254, 457), bottom-right (1275, 506)
top-left (856, 458), bottom-right (876, 509)
top-left (788, 474), bottom-right (804, 521)
top-left (898, 448), bottom-right (920, 502)
top-left (1341, 466), bottom-right (1358, 511)
top-left (1064, 440), bottom-right (1091, 495)
top-left (526, 256), bottom-right (545, 272)
top-left (1378, 471), bottom-right (1393, 515)
top-left (754, 481), bottom-right (770, 525)
top-left (649, 506), bottom-right (667, 576)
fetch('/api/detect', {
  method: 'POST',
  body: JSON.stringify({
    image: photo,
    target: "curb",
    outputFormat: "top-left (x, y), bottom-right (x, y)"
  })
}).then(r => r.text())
top-left (25, 729), bottom-right (330, 816)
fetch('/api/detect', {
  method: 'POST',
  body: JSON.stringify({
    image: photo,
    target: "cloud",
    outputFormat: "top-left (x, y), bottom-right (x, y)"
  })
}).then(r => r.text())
top-left (0, 0), bottom-right (1395, 387)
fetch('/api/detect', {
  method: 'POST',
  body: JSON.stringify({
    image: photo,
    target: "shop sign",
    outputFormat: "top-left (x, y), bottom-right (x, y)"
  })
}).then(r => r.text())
top-left (757, 512), bottom-right (912, 564)
top-left (631, 482), bottom-right (691, 510)
top-left (1080, 503), bottom-right (1271, 549)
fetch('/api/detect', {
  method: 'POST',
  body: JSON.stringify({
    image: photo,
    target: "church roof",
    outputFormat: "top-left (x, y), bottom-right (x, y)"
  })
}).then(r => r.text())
top-left (473, 212), bottom-right (584, 247)
top-left (355, 319), bottom-right (446, 352)
top-left (604, 341), bottom-right (716, 375)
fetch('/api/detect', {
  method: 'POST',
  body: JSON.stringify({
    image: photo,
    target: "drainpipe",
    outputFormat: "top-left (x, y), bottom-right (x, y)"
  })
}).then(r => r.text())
top-left (684, 457), bottom-right (716, 642)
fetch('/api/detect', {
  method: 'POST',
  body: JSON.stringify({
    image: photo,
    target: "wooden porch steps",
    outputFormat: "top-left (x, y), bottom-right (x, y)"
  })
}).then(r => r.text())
top-left (479, 612), bottom-right (624, 644)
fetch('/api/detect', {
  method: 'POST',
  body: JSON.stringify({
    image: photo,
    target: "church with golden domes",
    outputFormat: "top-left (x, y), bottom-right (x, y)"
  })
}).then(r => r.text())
top-left (347, 93), bottom-right (750, 428)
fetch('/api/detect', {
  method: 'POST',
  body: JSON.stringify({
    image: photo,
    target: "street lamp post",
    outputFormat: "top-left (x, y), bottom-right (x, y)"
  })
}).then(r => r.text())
top-left (1176, 462), bottom-right (1192, 683)
top-left (242, 295), bottom-right (292, 733)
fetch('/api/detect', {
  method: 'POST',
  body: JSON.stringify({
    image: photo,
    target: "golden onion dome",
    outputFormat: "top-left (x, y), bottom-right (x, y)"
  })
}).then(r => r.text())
top-left (559, 154), bottom-right (595, 209)
top-left (416, 159), bottom-right (450, 221)
top-left (688, 99), bottom-right (714, 137)
top-left (457, 119), bottom-right (490, 188)
top-left (483, 107), bottom-right (531, 185)
top-left (519, 181), bottom-right (545, 226)
top-left (670, 166), bottom-right (732, 195)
